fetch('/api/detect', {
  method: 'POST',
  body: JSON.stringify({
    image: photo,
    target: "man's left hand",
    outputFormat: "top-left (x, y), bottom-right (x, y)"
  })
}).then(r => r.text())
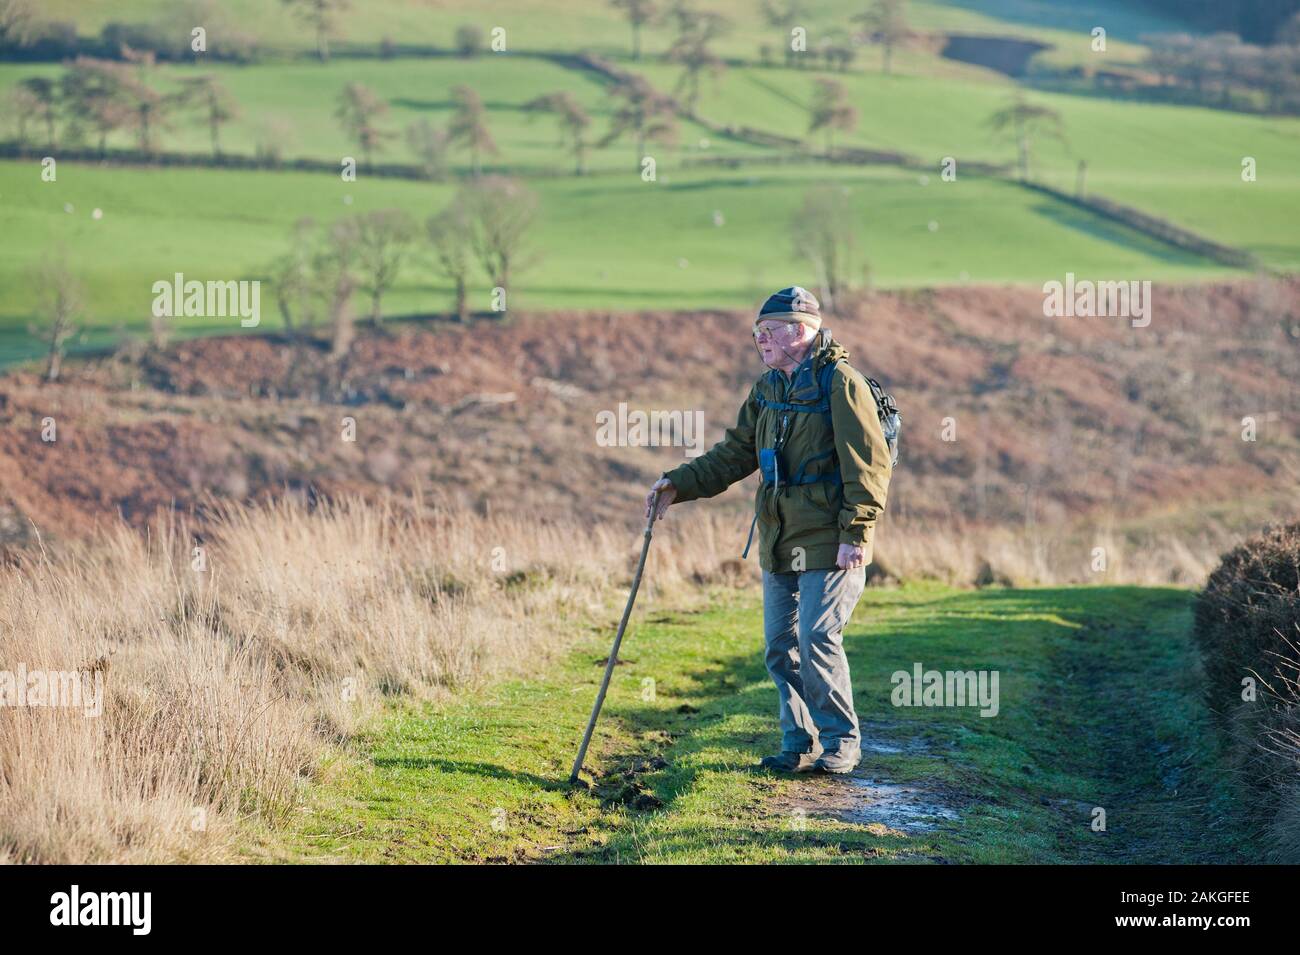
top-left (836, 543), bottom-right (866, 570)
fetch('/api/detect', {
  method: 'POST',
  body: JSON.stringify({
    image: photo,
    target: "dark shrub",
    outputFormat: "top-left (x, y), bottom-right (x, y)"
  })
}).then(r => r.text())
top-left (454, 24), bottom-right (483, 56)
top-left (1195, 520), bottom-right (1300, 704)
top-left (1194, 520), bottom-right (1300, 860)
top-left (0, 20), bottom-right (80, 59)
top-left (101, 21), bottom-right (186, 60)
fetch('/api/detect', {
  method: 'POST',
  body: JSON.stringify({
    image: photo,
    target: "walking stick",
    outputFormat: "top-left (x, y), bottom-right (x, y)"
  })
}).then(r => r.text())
top-left (569, 490), bottom-right (660, 785)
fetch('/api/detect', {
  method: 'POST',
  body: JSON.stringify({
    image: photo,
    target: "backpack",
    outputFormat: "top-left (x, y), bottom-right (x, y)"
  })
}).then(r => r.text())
top-left (748, 327), bottom-right (900, 467)
top-left (858, 368), bottom-right (902, 468)
top-left (784, 354), bottom-right (902, 469)
top-left (741, 352), bottom-right (900, 559)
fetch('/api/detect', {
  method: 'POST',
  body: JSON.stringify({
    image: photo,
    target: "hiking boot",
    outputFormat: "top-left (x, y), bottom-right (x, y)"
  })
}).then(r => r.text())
top-left (759, 751), bottom-right (818, 773)
top-left (813, 747), bottom-right (860, 774)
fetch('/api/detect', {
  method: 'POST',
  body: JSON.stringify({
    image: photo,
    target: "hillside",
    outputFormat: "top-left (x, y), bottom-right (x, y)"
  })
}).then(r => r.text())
top-left (2, 278), bottom-right (1295, 562)
top-left (4, 0), bottom-right (1298, 358)
top-left (3, 0), bottom-right (1298, 880)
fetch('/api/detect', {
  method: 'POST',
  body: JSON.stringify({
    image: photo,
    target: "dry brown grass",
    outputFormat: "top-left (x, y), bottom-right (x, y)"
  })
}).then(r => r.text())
top-left (0, 487), bottom-right (1269, 863)
top-left (875, 514), bottom-right (1245, 588)
top-left (0, 494), bottom-right (737, 863)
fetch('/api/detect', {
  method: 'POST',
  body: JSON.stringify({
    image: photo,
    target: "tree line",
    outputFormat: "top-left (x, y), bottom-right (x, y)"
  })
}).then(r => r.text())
top-left (7, 54), bottom-right (240, 157)
top-left (609, 0), bottom-right (912, 78)
top-left (0, 0), bottom-right (502, 65)
top-left (6, 57), bottom-right (684, 177)
top-left (28, 176), bottom-right (539, 388)
top-left (1140, 27), bottom-right (1300, 115)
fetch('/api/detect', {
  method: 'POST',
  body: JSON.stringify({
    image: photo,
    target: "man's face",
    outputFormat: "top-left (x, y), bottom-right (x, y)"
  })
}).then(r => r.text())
top-left (753, 319), bottom-right (809, 367)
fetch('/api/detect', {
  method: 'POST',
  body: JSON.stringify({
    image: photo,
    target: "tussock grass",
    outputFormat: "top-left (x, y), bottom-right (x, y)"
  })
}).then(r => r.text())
top-left (0, 492), bottom-right (1265, 862)
top-left (1193, 521), bottom-right (1300, 862)
top-left (875, 514), bottom-right (1237, 588)
top-left (0, 495), bottom-right (737, 863)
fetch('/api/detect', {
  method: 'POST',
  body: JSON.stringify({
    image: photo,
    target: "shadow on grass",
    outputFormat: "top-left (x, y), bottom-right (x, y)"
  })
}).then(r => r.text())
top-left (1029, 200), bottom-right (1223, 268)
top-left (549, 586), bottom-right (1137, 862)
top-left (433, 584), bottom-right (1249, 863)
top-left (372, 755), bottom-right (571, 794)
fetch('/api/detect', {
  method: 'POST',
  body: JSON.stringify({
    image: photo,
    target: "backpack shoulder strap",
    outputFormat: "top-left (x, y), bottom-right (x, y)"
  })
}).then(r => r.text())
top-left (817, 358), bottom-right (842, 398)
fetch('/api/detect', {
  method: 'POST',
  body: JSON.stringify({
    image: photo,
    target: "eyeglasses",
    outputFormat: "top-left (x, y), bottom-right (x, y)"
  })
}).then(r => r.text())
top-left (753, 322), bottom-right (799, 342)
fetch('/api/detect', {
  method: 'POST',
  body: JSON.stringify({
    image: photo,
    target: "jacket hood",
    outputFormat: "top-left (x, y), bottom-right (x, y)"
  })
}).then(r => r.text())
top-left (811, 331), bottom-right (850, 373)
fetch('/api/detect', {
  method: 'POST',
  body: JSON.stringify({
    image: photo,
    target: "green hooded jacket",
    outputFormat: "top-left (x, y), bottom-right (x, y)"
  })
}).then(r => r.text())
top-left (662, 334), bottom-right (891, 573)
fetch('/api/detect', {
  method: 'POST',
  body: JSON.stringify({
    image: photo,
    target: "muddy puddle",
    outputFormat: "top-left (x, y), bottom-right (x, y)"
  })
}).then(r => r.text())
top-left (777, 725), bottom-right (963, 834)
top-left (858, 721), bottom-right (941, 756)
top-left (784, 774), bottom-right (961, 834)
top-left (837, 778), bottom-right (960, 831)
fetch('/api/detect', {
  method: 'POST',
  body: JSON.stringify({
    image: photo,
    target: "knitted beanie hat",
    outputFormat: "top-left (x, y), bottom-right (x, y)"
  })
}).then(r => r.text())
top-left (756, 286), bottom-right (821, 331)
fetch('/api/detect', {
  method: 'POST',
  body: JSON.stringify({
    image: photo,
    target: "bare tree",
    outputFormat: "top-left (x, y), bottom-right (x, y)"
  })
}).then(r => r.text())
top-left (335, 82), bottom-right (393, 168)
top-left (314, 218), bottom-right (360, 361)
top-left (447, 85), bottom-right (498, 176)
top-left (760, 0), bottom-right (805, 28)
top-left (353, 209), bottom-right (415, 327)
top-left (426, 199), bottom-right (475, 323)
top-left (463, 177), bottom-right (538, 307)
top-left (599, 75), bottom-right (679, 171)
top-left (791, 184), bottom-right (865, 311)
top-left (523, 91), bottom-right (592, 175)
top-left (0, 0), bottom-right (33, 46)
top-left (179, 74), bottom-right (239, 158)
top-left (60, 58), bottom-right (133, 155)
top-left (809, 77), bottom-right (858, 154)
top-left (281, 0), bottom-right (350, 62)
top-left (854, 0), bottom-right (910, 75)
top-left (6, 84), bottom-right (39, 146)
top-left (987, 92), bottom-right (1066, 181)
top-left (30, 257), bottom-right (82, 383)
top-left (18, 77), bottom-right (58, 148)
top-left (268, 217), bottom-right (323, 393)
top-left (821, 37), bottom-right (858, 72)
top-left (454, 23), bottom-right (483, 55)
top-left (1143, 32), bottom-right (1188, 87)
top-left (116, 46), bottom-right (181, 155)
top-left (762, 0), bottom-right (807, 67)
top-left (254, 116), bottom-right (295, 166)
top-left (666, 5), bottom-right (729, 112)
top-left (610, 0), bottom-right (658, 60)
top-left (149, 304), bottom-right (173, 351)
top-left (271, 217), bottom-right (321, 340)
top-left (405, 118), bottom-right (451, 179)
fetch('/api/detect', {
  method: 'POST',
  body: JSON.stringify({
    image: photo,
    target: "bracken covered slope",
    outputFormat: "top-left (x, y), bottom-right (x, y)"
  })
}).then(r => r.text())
top-left (0, 279), bottom-right (1296, 546)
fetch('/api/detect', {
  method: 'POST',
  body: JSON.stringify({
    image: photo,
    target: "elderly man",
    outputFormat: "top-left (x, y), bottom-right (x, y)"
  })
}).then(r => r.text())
top-left (645, 286), bottom-right (892, 774)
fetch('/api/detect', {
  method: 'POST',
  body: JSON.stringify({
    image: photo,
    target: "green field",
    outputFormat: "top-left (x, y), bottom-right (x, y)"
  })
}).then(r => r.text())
top-left (245, 582), bottom-right (1253, 863)
top-left (0, 158), bottom-right (1236, 364)
top-left (33, 0), bottom-right (1187, 65)
top-left (6, 49), bottom-right (1294, 270)
top-left (636, 60), bottom-right (1300, 267)
top-left (1, 0), bottom-right (1288, 366)
top-left (0, 57), bottom-right (767, 174)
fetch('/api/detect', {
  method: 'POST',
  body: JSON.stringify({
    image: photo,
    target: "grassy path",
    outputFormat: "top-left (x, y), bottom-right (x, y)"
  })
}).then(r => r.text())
top-left (245, 582), bottom-right (1255, 864)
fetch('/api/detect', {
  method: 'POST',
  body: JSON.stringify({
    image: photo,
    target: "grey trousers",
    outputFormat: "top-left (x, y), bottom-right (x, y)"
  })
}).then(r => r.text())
top-left (761, 567), bottom-right (866, 755)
